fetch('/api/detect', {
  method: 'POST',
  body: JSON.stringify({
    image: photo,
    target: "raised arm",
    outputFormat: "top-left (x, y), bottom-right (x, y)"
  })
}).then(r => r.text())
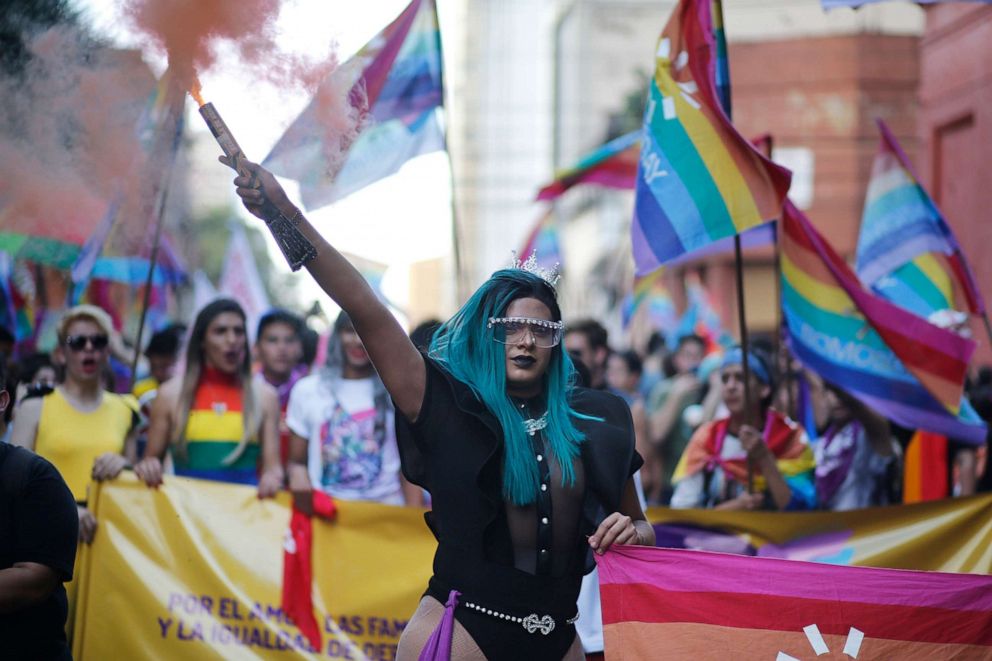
top-left (230, 161), bottom-right (425, 421)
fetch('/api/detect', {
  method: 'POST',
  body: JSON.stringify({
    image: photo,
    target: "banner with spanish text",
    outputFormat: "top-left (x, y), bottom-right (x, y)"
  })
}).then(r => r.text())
top-left (72, 475), bottom-right (435, 660)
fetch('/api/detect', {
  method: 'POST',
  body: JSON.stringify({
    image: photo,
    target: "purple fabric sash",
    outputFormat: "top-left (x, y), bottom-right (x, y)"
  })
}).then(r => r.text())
top-left (815, 421), bottom-right (860, 505)
top-left (419, 589), bottom-right (461, 661)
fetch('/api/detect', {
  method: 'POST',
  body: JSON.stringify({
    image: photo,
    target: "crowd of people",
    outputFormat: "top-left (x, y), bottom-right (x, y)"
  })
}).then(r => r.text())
top-left (2, 158), bottom-right (991, 661)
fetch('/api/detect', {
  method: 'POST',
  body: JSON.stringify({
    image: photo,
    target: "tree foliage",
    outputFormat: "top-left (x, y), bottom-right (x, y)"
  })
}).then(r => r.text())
top-left (0, 0), bottom-right (83, 76)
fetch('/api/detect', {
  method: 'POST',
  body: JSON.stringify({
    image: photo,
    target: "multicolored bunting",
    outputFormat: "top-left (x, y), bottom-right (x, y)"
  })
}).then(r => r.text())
top-left (264, 0), bottom-right (444, 210)
top-left (780, 199), bottom-right (987, 443)
top-left (597, 545), bottom-right (992, 659)
top-left (630, 0), bottom-right (791, 275)
top-left (518, 210), bottom-right (563, 274)
top-left (535, 131), bottom-right (640, 201)
top-left (856, 119), bottom-right (984, 315)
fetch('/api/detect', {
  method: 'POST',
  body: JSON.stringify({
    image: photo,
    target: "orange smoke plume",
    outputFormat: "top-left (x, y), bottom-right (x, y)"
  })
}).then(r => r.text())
top-left (189, 76), bottom-right (205, 107)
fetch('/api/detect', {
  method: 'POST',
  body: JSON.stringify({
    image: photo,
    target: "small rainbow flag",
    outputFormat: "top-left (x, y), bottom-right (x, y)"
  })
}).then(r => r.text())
top-left (781, 199), bottom-right (986, 444)
top-left (621, 268), bottom-right (673, 329)
top-left (856, 119), bottom-right (983, 315)
top-left (265, 0), bottom-right (444, 209)
top-left (518, 210), bottom-right (563, 274)
top-left (631, 0), bottom-right (790, 275)
top-left (598, 546), bottom-right (992, 659)
top-left (535, 131), bottom-right (639, 201)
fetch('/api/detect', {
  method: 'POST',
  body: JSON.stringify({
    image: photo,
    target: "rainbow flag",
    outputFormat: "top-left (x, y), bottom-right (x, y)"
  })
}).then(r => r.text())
top-left (621, 269), bottom-right (673, 329)
top-left (856, 119), bottom-right (983, 315)
top-left (631, 0), bottom-right (791, 275)
top-left (598, 546), bottom-right (992, 658)
top-left (518, 210), bottom-right (563, 274)
top-left (264, 0), bottom-right (444, 210)
top-left (781, 199), bottom-right (986, 444)
top-left (535, 131), bottom-right (639, 201)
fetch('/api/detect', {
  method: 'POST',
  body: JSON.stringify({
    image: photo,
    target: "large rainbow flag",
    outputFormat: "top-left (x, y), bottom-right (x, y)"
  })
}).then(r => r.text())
top-left (630, 0), bottom-right (790, 275)
top-left (597, 545), bottom-right (992, 659)
top-left (856, 119), bottom-right (983, 316)
top-left (535, 131), bottom-right (639, 201)
top-left (781, 200), bottom-right (986, 443)
top-left (264, 0), bottom-right (443, 210)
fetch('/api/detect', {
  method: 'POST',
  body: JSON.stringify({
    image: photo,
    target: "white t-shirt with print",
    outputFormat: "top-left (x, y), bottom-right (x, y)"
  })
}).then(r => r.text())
top-left (286, 374), bottom-right (403, 504)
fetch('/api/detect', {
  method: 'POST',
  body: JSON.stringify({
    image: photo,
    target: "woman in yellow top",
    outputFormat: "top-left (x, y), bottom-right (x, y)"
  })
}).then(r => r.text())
top-left (12, 305), bottom-right (139, 544)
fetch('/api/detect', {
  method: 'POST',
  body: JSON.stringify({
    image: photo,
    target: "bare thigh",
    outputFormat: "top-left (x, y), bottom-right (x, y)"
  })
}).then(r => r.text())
top-left (396, 596), bottom-right (585, 661)
top-left (396, 596), bottom-right (486, 661)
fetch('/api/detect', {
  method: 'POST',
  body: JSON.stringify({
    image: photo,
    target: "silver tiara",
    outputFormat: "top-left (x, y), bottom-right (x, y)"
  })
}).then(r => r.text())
top-left (510, 250), bottom-right (561, 288)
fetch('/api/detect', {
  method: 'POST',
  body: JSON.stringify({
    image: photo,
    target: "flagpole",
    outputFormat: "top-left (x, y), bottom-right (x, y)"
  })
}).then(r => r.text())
top-left (129, 168), bottom-right (175, 390)
top-left (129, 88), bottom-right (185, 390)
top-left (445, 148), bottom-right (467, 303)
top-left (761, 134), bottom-right (795, 422)
top-left (712, 0), bottom-right (755, 493)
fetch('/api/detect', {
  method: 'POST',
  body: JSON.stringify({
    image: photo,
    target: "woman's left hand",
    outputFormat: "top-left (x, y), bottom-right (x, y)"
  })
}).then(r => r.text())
top-left (589, 512), bottom-right (640, 555)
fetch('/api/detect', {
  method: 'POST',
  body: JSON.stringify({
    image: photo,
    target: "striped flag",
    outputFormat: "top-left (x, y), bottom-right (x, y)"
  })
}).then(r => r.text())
top-left (856, 119), bottom-right (983, 315)
top-left (535, 131), bottom-right (639, 201)
top-left (519, 210), bottom-right (563, 274)
top-left (780, 200), bottom-right (986, 444)
top-left (631, 0), bottom-right (791, 275)
top-left (824, 0), bottom-right (991, 8)
top-left (264, 0), bottom-right (444, 210)
top-left (597, 546), bottom-right (992, 658)
top-left (219, 225), bottom-right (271, 341)
top-left (622, 269), bottom-right (674, 329)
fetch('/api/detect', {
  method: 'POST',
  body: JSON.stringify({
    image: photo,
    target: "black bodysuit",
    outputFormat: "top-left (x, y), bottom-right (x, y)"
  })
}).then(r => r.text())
top-left (395, 356), bottom-right (641, 660)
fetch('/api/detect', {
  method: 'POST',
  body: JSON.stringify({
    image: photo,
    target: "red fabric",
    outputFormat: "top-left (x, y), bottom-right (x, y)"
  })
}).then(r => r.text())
top-left (680, 410), bottom-right (804, 484)
top-left (281, 492), bottom-right (337, 651)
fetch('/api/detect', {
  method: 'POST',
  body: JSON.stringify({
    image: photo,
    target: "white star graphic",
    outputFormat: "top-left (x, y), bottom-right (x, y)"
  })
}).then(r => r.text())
top-left (776, 624), bottom-right (864, 659)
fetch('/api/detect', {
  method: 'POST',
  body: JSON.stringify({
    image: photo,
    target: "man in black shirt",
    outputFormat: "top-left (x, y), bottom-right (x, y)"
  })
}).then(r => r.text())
top-left (0, 360), bottom-right (79, 660)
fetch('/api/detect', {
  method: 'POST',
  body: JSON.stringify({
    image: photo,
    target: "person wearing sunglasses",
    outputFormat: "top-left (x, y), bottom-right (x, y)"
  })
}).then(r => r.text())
top-left (11, 305), bottom-right (139, 545)
top-left (228, 161), bottom-right (653, 661)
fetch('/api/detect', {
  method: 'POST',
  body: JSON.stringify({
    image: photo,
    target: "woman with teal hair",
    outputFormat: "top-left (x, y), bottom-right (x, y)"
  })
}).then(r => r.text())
top-left (228, 161), bottom-right (653, 661)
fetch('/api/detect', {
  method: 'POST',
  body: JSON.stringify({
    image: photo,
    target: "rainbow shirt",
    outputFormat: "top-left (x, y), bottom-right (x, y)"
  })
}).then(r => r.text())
top-left (172, 367), bottom-right (259, 485)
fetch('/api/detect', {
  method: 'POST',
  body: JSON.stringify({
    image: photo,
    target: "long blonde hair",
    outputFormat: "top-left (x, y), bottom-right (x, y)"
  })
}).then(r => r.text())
top-left (173, 299), bottom-right (260, 465)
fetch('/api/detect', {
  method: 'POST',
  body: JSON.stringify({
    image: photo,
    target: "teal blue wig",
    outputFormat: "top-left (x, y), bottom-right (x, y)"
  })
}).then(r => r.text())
top-left (429, 269), bottom-right (593, 505)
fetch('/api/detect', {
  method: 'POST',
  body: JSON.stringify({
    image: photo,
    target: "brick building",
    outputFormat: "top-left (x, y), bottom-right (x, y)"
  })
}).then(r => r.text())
top-left (918, 4), bottom-right (992, 363)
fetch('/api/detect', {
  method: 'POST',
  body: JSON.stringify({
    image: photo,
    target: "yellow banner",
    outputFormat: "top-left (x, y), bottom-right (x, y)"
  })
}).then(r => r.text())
top-left (74, 476), bottom-right (992, 659)
top-left (73, 474), bottom-right (435, 660)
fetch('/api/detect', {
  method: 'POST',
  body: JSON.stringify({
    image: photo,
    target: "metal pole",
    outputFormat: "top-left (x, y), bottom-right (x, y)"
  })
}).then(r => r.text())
top-left (712, 0), bottom-right (755, 492)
